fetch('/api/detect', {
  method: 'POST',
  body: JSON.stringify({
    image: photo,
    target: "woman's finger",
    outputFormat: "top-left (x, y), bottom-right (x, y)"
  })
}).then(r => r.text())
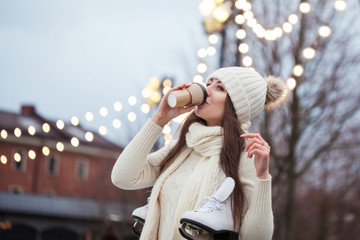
top-left (245, 137), bottom-right (267, 152)
top-left (247, 147), bottom-right (270, 159)
top-left (247, 142), bottom-right (269, 158)
top-left (168, 83), bottom-right (191, 93)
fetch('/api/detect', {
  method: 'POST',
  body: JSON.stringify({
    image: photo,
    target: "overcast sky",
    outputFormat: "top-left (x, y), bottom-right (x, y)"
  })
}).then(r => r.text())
top-left (0, 0), bottom-right (216, 144)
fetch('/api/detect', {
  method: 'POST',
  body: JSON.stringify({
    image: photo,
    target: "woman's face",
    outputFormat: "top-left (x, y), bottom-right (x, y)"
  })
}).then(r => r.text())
top-left (195, 78), bottom-right (227, 126)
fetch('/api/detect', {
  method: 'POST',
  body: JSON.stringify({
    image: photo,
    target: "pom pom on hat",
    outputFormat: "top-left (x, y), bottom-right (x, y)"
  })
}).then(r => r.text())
top-left (264, 75), bottom-right (288, 111)
top-left (206, 67), bottom-right (287, 123)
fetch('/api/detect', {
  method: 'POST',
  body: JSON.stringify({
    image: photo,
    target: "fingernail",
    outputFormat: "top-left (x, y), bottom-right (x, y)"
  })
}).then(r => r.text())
top-left (240, 134), bottom-right (246, 137)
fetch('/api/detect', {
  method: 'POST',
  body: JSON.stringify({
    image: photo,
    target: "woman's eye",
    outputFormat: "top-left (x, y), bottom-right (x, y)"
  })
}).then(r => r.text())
top-left (217, 86), bottom-right (224, 91)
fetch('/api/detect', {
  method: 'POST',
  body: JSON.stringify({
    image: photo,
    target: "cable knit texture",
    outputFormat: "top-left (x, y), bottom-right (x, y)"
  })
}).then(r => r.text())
top-left (206, 67), bottom-right (267, 123)
top-left (111, 119), bottom-right (273, 240)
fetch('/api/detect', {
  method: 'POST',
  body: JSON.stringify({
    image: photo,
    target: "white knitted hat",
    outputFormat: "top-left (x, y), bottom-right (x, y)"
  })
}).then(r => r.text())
top-left (206, 67), bottom-right (286, 123)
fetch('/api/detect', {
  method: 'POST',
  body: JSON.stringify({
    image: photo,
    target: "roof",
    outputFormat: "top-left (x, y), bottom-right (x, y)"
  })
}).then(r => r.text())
top-left (0, 106), bottom-right (122, 153)
top-left (0, 192), bottom-right (127, 221)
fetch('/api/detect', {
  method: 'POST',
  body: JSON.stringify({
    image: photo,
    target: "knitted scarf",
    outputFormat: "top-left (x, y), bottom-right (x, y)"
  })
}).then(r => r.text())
top-left (140, 122), bottom-right (224, 240)
top-left (140, 121), bottom-right (251, 239)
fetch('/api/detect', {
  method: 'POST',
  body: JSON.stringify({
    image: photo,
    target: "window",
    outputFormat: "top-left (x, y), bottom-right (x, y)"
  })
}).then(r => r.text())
top-left (75, 159), bottom-right (88, 181)
top-left (46, 155), bottom-right (59, 176)
top-left (44, 190), bottom-right (56, 197)
top-left (9, 185), bottom-right (24, 194)
top-left (12, 149), bottom-right (26, 172)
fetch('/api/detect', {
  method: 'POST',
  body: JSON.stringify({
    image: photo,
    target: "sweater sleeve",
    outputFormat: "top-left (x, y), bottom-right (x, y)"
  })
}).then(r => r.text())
top-left (239, 153), bottom-right (274, 240)
top-left (111, 119), bottom-right (174, 190)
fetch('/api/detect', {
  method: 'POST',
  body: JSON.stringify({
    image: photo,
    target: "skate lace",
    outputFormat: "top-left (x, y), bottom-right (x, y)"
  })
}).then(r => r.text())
top-left (196, 196), bottom-right (223, 213)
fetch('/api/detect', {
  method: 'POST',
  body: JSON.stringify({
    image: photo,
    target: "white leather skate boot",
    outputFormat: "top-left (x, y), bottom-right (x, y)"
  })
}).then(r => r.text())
top-left (131, 197), bottom-right (150, 236)
top-left (179, 177), bottom-right (239, 240)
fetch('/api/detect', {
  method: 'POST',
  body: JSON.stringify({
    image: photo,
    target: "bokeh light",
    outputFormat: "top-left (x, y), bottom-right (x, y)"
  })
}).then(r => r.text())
top-left (213, 4), bottom-right (231, 23)
top-left (141, 104), bottom-right (150, 114)
top-left (1, 130), bottom-right (8, 139)
top-left (128, 96), bottom-right (137, 106)
top-left (293, 64), bottom-right (304, 77)
top-left (197, 63), bottom-right (208, 73)
top-left (318, 25), bottom-right (332, 37)
top-left (100, 107), bottom-right (108, 117)
top-left (193, 75), bottom-right (204, 83)
top-left (42, 123), bottom-right (50, 133)
top-left (208, 34), bottom-right (219, 44)
top-left (28, 126), bottom-right (36, 136)
top-left (128, 112), bottom-right (137, 122)
top-left (238, 43), bottom-right (249, 53)
top-left (299, 2), bottom-right (311, 13)
top-left (236, 29), bottom-right (247, 39)
top-left (56, 120), bottom-right (65, 130)
top-left (113, 119), bottom-right (122, 128)
top-left (28, 150), bottom-right (36, 160)
top-left (242, 56), bottom-right (253, 66)
top-left (14, 128), bottom-right (22, 138)
top-left (207, 46), bottom-right (216, 56)
top-left (235, 14), bottom-right (245, 25)
top-left (71, 137), bottom-right (80, 147)
top-left (56, 142), bottom-right (65, 152)
top-left (114, 101), bottom-right (123, 112)
top-left (85, 132), bottom-right (94, 142)
top-left (303, 47), bottom-right (316, 59)
top-left (334, 0), bottom-right (346, 11)
top-left (1, 155), bottom-right (7, 164)
top-left (287, 77), bottom-right (297, 90)
top-left (282, 22), bottom-right (293, 33)
top-left (71, 116), bottom-right (80, 126)
top-left (99, 126), bottom-right (107, 136)
top-left (288, 14), bottom-right (298, 24)
top-left (42, 146), bottom-right (50, 156)
top-left (198, 0), bottom-right (216, 17)
top-left (85, 112), bottom-right (94, 122)
top-left (197, 48), bottom-right (207, 58)
top-left (14, 152), bottom-right (21, 162)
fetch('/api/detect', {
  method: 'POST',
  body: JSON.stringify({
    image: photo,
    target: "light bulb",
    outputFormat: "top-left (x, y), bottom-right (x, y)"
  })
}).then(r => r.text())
top-left (303, 47), bottom-right (316, 59)
top-left (197, 63), bottom-right (208, 73)
top-left (198, 48), bottom-right (207, 58)
top-left (287, 77), bottom-right (297, 90)
top-left (299, 2), bottom-right (311, 13)
top-left (42, 146), bottom-right (50, 156)
top-left (208, 34), bottom-right (219, 44)
top-left (334, 0), bottom-right (346, 11)
top-left (318, 25), bottom-right (331, 37)
top-left (56, 120), bottom-right (65, 130)
top-left (293, 65), bottom-right (304, 77)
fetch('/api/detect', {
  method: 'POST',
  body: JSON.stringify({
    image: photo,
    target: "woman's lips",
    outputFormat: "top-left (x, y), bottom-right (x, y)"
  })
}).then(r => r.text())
top-left (200, 101), bottom-right (209, 107)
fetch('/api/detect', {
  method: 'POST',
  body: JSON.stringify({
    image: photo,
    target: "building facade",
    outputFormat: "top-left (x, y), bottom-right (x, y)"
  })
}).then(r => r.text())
top-left (0, 106), bottom-right (146, 240)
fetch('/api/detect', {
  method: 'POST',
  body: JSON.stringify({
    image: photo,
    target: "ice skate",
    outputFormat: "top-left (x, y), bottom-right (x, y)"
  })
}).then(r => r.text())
top-left (179, 177), bottom-right (239, 240)
top-left (131, 197), bottom-right (149, 236)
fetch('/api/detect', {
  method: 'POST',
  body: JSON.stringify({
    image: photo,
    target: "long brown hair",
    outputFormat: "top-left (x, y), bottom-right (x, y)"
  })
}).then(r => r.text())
top-left (159, 95), bottom-right (247, 231)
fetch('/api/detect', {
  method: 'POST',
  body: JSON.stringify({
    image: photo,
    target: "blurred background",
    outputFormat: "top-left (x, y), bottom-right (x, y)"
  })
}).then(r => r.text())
top-left (1, 0), bottom-right (360, 239)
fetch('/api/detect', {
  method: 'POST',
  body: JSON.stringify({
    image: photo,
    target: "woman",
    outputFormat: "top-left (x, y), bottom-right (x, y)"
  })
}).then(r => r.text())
top-left (111, 67), bottom-right (287, 240)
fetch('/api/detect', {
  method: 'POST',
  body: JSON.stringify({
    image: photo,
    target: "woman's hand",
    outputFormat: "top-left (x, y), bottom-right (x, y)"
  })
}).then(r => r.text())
top-left (151, 83), bottom-right (196, 127)
top-left (241, 132), bottom-right (271, 179)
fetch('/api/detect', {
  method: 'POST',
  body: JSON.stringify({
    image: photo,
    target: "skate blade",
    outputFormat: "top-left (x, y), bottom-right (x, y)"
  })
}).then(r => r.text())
top-left (132, 219), bottom-right (144, 236)
top-left (179, 222), bottom-right (211, 240)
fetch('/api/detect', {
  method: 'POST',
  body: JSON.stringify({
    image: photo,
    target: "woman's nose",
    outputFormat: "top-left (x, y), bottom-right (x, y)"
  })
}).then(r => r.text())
top-left (206, 87), bottom-right (211, 97)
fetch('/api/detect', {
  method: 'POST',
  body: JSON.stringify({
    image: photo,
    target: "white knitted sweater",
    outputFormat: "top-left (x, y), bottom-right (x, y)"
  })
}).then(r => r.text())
top-left (111, 119), bottom-right (273, 240)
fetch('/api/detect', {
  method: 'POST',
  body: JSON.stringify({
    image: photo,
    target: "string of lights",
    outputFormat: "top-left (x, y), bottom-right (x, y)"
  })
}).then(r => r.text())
top-left (197, 0), bottom-right (346, 89)
top-left (0, 0), bottom-right (348, 165)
